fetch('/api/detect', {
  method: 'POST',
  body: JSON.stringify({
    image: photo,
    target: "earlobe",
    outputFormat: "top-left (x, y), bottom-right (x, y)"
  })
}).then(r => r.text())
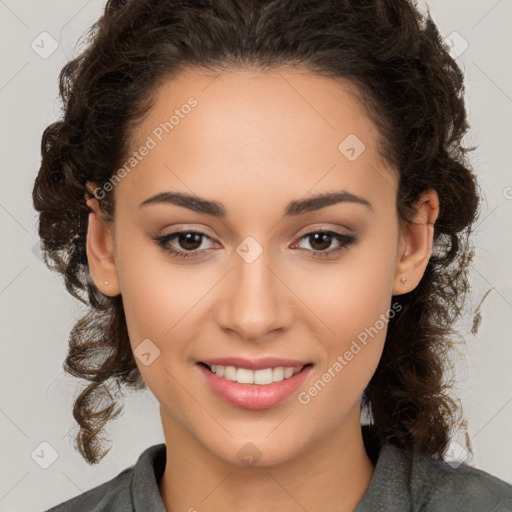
top-left (86, 197), bottom-right (120, 297)
top-left (392, 189), bottom-right (440, 295)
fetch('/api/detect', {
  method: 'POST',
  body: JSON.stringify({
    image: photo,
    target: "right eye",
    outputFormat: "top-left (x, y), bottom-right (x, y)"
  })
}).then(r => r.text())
top-left (153, 230), bottom-right (218, 259)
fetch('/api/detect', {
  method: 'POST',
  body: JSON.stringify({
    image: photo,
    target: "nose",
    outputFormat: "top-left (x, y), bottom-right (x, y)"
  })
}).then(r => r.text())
top-left (216, 246), bottom-right (294, 343)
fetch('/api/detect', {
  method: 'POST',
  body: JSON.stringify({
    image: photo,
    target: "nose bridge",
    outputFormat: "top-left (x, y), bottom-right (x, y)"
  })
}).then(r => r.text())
top-left (217, 235), bottom-right (291, 341)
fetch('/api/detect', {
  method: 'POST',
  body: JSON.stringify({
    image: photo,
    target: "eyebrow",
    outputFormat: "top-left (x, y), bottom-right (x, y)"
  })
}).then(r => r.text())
top-left (138, 190), bottom-right (372, 217)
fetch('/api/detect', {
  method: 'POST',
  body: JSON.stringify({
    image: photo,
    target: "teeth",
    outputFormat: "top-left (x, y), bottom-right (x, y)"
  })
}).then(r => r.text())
top-left (209, 364), bottom-right (303, 385)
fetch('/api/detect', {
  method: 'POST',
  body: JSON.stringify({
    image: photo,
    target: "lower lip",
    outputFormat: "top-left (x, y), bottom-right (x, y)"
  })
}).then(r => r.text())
top-left (197, 364), bottom-right (314, 410)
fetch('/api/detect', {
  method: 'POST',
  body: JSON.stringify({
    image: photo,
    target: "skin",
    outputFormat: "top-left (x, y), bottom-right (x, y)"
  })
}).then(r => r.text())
top-left (85, 67), bottom-right (439, 512)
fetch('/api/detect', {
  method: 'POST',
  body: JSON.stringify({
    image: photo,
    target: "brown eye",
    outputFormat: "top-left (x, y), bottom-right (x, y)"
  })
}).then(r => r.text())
top-left (293, 230), bottom-right (357, 260)
top-left (307, 232), bottom-right (334, 251)
top-left (175, 232), bottom-right (204, 251)
top-left (154, 230), bottom-right (216, 259)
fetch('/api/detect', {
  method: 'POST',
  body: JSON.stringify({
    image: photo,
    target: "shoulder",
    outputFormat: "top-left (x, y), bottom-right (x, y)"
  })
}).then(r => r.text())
top-left (356, 438), bottom-right (512, 512)
top-left (42, 467), bottom-right (133, 512)
top-left (42, 444), bottom-right (166, 512)
top-left (401, 445), bottom-right (512, 511)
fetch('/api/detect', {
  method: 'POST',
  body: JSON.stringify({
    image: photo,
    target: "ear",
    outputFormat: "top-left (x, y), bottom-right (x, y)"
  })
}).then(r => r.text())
top-left (392, 188), bottom-right (440, 295)
top-left (85, 182), bottom-right (120, 297)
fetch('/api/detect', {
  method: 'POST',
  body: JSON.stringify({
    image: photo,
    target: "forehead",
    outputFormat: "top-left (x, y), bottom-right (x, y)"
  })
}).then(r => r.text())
top-left (115, 67), bottom-right (396, 215)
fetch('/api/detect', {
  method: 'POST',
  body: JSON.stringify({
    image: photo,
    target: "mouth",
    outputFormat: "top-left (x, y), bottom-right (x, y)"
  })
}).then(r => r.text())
top-left (196, 361), bottom-right (314, 410)
top-left (198, 362), bottom-right (314, 386)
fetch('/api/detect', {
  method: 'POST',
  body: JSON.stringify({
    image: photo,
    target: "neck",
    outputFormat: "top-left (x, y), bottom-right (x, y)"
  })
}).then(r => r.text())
top-left (158, 405), bottom-right (375, 512)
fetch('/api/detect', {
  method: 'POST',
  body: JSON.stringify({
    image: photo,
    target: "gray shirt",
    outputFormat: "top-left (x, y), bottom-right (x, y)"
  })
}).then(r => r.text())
top-left (44, 441), bottom-right (512, 511)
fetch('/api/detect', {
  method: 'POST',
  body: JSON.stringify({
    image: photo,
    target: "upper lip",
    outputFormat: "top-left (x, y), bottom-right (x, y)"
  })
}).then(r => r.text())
top-left (199, 357), bottom-right (312, 370)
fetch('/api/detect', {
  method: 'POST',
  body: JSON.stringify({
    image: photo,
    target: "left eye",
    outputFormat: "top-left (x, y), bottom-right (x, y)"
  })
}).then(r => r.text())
top-left (293, 230), bottom-right (357, 258)
top-left (153, 229), bottom-right (357, 260)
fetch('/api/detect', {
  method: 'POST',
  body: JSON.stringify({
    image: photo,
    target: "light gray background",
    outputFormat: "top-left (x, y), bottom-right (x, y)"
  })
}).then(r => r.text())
top-left (1, 1), bottom-right (511, 510)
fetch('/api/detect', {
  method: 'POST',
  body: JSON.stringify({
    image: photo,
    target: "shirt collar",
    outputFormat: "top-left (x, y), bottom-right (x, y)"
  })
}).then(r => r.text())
top-left (132, 443), bottom-right (167, 512)
top-left (353, 443), bottom-right (411, 511)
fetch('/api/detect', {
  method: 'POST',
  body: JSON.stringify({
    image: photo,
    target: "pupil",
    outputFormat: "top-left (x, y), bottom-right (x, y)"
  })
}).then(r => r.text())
top-left (311, 232), bottom-right (331, 251)
top-left (179, 232), bottom-right (202, 250)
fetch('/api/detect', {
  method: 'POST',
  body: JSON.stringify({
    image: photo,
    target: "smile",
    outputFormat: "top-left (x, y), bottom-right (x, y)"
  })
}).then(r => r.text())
top-left (197, 362), bottom-right (314, 409)
top-left (204, 363), bottom-right (305, 385)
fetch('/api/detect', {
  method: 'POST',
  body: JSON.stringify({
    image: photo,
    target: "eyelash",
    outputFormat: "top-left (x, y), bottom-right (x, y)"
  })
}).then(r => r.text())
top-left (153, 228), bottom-right (357, 261)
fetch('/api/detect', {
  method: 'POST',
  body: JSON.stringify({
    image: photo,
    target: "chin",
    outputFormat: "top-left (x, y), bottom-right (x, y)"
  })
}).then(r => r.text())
top-left (205, 432), bottom-right (307, 468)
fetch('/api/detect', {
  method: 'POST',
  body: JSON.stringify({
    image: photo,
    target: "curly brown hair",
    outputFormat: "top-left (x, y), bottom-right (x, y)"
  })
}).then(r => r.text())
top-left (32, 0), bottom-right (480, 465)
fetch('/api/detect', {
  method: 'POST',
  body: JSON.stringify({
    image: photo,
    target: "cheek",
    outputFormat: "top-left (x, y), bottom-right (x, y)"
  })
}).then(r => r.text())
top-left (295, 276), bottom-right (395, 422)
top-left (115, 229), bottom-right (203, 344)
top-left (115, 233), bottom-right (221, 410)
top-left (292, 232), bottom-right (397, 403)
top-left (289, 231), bottom-right (397, 340)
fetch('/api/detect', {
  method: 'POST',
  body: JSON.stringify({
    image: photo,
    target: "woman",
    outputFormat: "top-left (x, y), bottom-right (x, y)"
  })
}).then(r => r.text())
top-left (33, 0), bottom-right (512, 510)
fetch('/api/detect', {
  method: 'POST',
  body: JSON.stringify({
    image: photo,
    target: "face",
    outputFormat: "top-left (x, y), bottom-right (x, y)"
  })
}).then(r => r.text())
top-left (89, 67), bottom-right (409, 467)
